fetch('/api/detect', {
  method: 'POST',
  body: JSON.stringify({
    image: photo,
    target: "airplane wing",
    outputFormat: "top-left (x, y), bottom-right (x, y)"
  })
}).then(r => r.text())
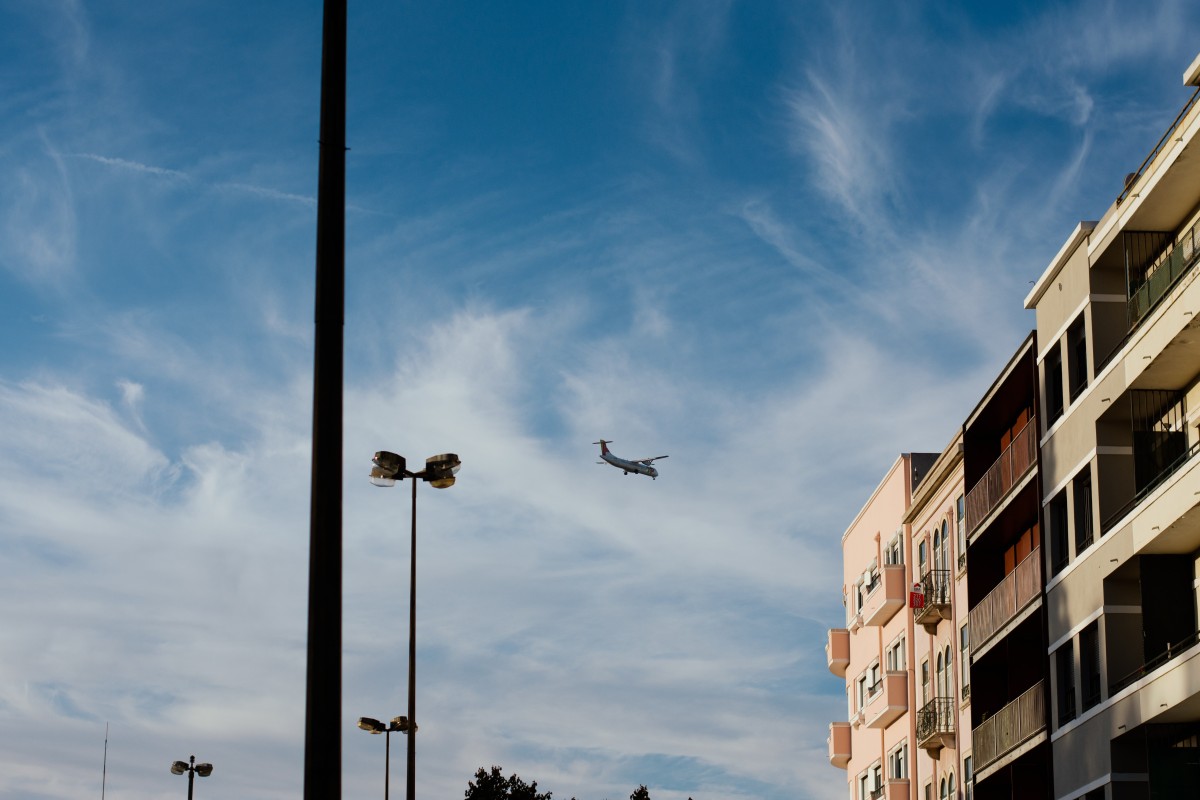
top-left (636, 455), bottom-right (669, 464)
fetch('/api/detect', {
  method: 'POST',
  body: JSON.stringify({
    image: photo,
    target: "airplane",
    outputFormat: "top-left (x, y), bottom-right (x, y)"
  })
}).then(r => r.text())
top-left (594, 439), bottom-right (668, 479)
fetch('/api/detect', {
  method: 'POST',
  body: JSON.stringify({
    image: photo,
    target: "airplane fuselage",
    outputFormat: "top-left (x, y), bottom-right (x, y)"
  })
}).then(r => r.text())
top-left (601, 451), bottom-right (659, 478)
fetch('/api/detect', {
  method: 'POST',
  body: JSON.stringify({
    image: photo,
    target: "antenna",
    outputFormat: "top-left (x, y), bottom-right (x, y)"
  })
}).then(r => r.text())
top-left (101, 722), bottom-right (108, 800)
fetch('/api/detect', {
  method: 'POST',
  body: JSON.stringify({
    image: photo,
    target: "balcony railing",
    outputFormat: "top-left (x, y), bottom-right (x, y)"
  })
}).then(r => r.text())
top-left (1117, 85), bottom-right (1200, 206)
top-left (828, 721), bottom-right (851, 768)
top-left (916, 696), bottom-right (956, 754)
top-left (1110, 628), bottom-right (1200, 695)
top-left (862, 564), bottom-right (906, 627)
top-left (864, 671), bottom-right (908, 729)
top-left (914, 569), bottom-right (952, 631)
top-left (965, 418), bottom-right (1037, 535)
top-left (1128, 217), bottom-right (1200, 329)
top-left (1101, 438), bottom-right (1200, 534)
top-left (826, 628), bottom-right (850, 677)
top-left (973, 680), bottom-right (1046, 772)
top-left (968, 547), bottom-right (1042, 653)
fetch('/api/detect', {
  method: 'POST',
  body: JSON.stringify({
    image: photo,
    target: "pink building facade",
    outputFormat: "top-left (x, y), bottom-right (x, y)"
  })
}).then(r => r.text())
top-left (829, 444), bottom-right (972, 800)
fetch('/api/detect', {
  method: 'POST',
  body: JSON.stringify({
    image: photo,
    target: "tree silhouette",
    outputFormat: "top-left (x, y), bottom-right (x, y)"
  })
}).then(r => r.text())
top-left (464, 766), bottom-right (557, 800)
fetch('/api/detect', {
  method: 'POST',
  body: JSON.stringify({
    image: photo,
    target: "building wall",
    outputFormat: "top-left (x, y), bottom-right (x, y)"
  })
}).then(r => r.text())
top-left (1026, 57), bottom-right (1200, 800)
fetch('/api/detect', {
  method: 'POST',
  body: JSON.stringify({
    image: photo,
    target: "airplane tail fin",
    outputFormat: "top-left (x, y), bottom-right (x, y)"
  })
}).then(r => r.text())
top-left (592, 439), bottom-right (611, 455)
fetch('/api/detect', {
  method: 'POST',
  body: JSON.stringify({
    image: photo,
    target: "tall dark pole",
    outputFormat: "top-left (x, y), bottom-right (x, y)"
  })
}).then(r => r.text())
top-left (384, 729), bottom-right (391, 800)
top-left (187, 756), bottom-right (195, 800)
top-left (305, 1), bottom-right (346, 800)
top-left (407, 476), bottom-right (418, 800)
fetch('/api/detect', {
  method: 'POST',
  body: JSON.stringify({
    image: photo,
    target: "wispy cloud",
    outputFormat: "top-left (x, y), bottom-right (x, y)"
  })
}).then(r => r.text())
top-left (69, 152), bottom-right (192, 181)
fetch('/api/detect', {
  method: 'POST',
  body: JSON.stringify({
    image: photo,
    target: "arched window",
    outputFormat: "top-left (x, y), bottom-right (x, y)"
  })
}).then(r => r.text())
top-left (948, 772), bottom-right (956, 798)
top-left (940, 777), bottom-right (948, 800)
top-left (940, 520), bottom-right (950, 570)
top-left (932, 526), bottom-right (942, 572)
top-left (945, 645), bottom-right (954, 697)
top-left (936, 652), bottom-right (945, 699)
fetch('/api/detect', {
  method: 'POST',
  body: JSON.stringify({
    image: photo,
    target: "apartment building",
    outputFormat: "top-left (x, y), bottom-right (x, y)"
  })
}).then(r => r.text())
top-left (828, 446), bottom-right (971, 800)
top-left (962, 333), bottom-right (1053, 798)
top-left (903, 434), bottom-right (971, 800)
top-left (829, 453), bottom-right (936, 799)
top-left (1024, 54), bottom-right (1200, 799)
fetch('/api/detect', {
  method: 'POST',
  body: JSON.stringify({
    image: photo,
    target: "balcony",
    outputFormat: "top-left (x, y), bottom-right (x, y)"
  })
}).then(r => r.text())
top-left (968, 547), bottom-right (1042, 655)
top-left (864, 671), bottom-right (908, 729)
top-left (973, 680), bottom-right (1046, 772)
top-left (916, 697), bottom-right (956, 756)
top-left (882, 781), bottom-right (909, 800)
top-left (1127, 219), bottom-right (1200, 330)
top-left (828, 721), bottom-right (851, 768)
top-left (826, 628), bottom-right (850, 676)
top-left (861, 564), bottom-right (906, 627)
top-left (914, 569), bottom-right (952, 634)
top-left (965, 418), bottom-right (1037, 535)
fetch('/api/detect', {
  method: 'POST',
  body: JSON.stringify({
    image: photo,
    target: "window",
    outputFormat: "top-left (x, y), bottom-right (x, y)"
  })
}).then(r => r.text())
top-left (1049, 490), bottom-right (1069, 575)
top-left (886, 636), bottom-right (906, 672)
top-left (856, 673), bottom-right (868, 712)
top-left (924, 783), bottom-right (932, 800)
top-left (939, 520), bottom-right (950, 574)
top-left (1081, 622), bottom-right (1101, 711)
top-left (871, 763), bottom-right (882, 795)
top-left (935, 644), bottom-right (953, 699)
top-left (963, 756), bottom-right (973, 800)
top-left (932, 526), bottom-right (942, 573)
top-left (960, 624), bottom-right (970, 697)
top-left (921, 659), bottom-right (930, 704)
top-left (885, 530), bottom-right (904, 565)
top-left (939, 777), bottom-right (947, 800)
top-left (1045, 342), bottom-right (1065, 424)
top-left (918, 540), bottom-right (928, 578)
top-left (1056, 641), bottom-right (1077, 726)
top-left (1074, 466), bottom-right (1094, 551)
top-left (867, 661), bottom-right (882, 698)
top-left (1067, 315), bottom-right (1088, 402)
top-left (888, 741), bottom-right (909, 780)
top-left (956, 494), bottom-right (966, 568)
top-left (859, 773), bottom-right (869, 800)
top-left (947, 772), bottom-right (956, 800)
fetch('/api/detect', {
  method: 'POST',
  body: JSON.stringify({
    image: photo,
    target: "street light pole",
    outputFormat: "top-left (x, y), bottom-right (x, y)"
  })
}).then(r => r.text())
top-left (407, 474), bottom-right (417, 800)
top-left (368, 452), bottom-right (460, 800)
top-left (357, 716), bottom-right (409, 800)
top-left (170, 755), bottom-right (213, 799)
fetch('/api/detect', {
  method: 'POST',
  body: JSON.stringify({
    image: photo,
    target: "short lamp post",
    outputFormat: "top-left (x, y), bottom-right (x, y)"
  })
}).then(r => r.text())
top-left (357, 715), bottom-right (410, 800)
top-left (369, 451), bottom-right (461, 800)
top-left (170, 755), bottom-right (213, 800)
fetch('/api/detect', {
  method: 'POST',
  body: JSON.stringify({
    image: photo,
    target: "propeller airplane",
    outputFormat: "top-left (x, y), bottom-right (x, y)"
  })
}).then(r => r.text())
top-left (594, 439), bottom-right (668, 479)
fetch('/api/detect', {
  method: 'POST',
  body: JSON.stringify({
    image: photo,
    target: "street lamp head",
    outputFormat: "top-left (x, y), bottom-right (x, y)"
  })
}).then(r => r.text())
top-left (370, 451), bottom-right (407, 486)
top-left (425, 453), bottom-right (460, 489)
top-left (390, 715), bottom-right (410, 731)
top-left (357, 716), bottom-right (386, 733)
top-left (170, 761), bottom-right (188, 775)
top-left (194, 763), bottom-right (214, 777)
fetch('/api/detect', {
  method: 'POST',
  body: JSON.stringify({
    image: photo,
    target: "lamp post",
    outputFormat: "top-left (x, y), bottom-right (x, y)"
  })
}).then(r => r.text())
top-left (369, 451), bottom-right (461, 800)
top-left (357, 715), bottom-right (410, 800)
top-left (170, 755), bottom-right (213, 800)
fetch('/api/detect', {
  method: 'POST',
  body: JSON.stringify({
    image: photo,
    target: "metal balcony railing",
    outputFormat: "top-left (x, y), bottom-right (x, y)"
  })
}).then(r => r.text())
top-left (1110, 628), bottom-right (1200, 694)
top-left (1128, 217), bottom-right (1200, 329)
top-left (973, 680), bottom-right (1046, 771)
top-left (968, 547), bottom-right (1041, 652)
top-left (1117, 86), bottom-right (1200, 206)
top-left (965, 419), bottom-right (1037, 535)
top-left (916, 697), bottom-right (956, 747)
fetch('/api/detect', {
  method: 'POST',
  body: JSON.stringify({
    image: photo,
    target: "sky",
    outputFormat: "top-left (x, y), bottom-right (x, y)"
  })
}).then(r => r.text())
top-left (1, 1), bottom-right (1198, 799)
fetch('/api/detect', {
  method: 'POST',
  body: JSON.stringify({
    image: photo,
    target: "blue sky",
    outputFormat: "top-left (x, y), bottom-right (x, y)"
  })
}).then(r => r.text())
top-left (1, 2), bottom-right (1198, 798)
